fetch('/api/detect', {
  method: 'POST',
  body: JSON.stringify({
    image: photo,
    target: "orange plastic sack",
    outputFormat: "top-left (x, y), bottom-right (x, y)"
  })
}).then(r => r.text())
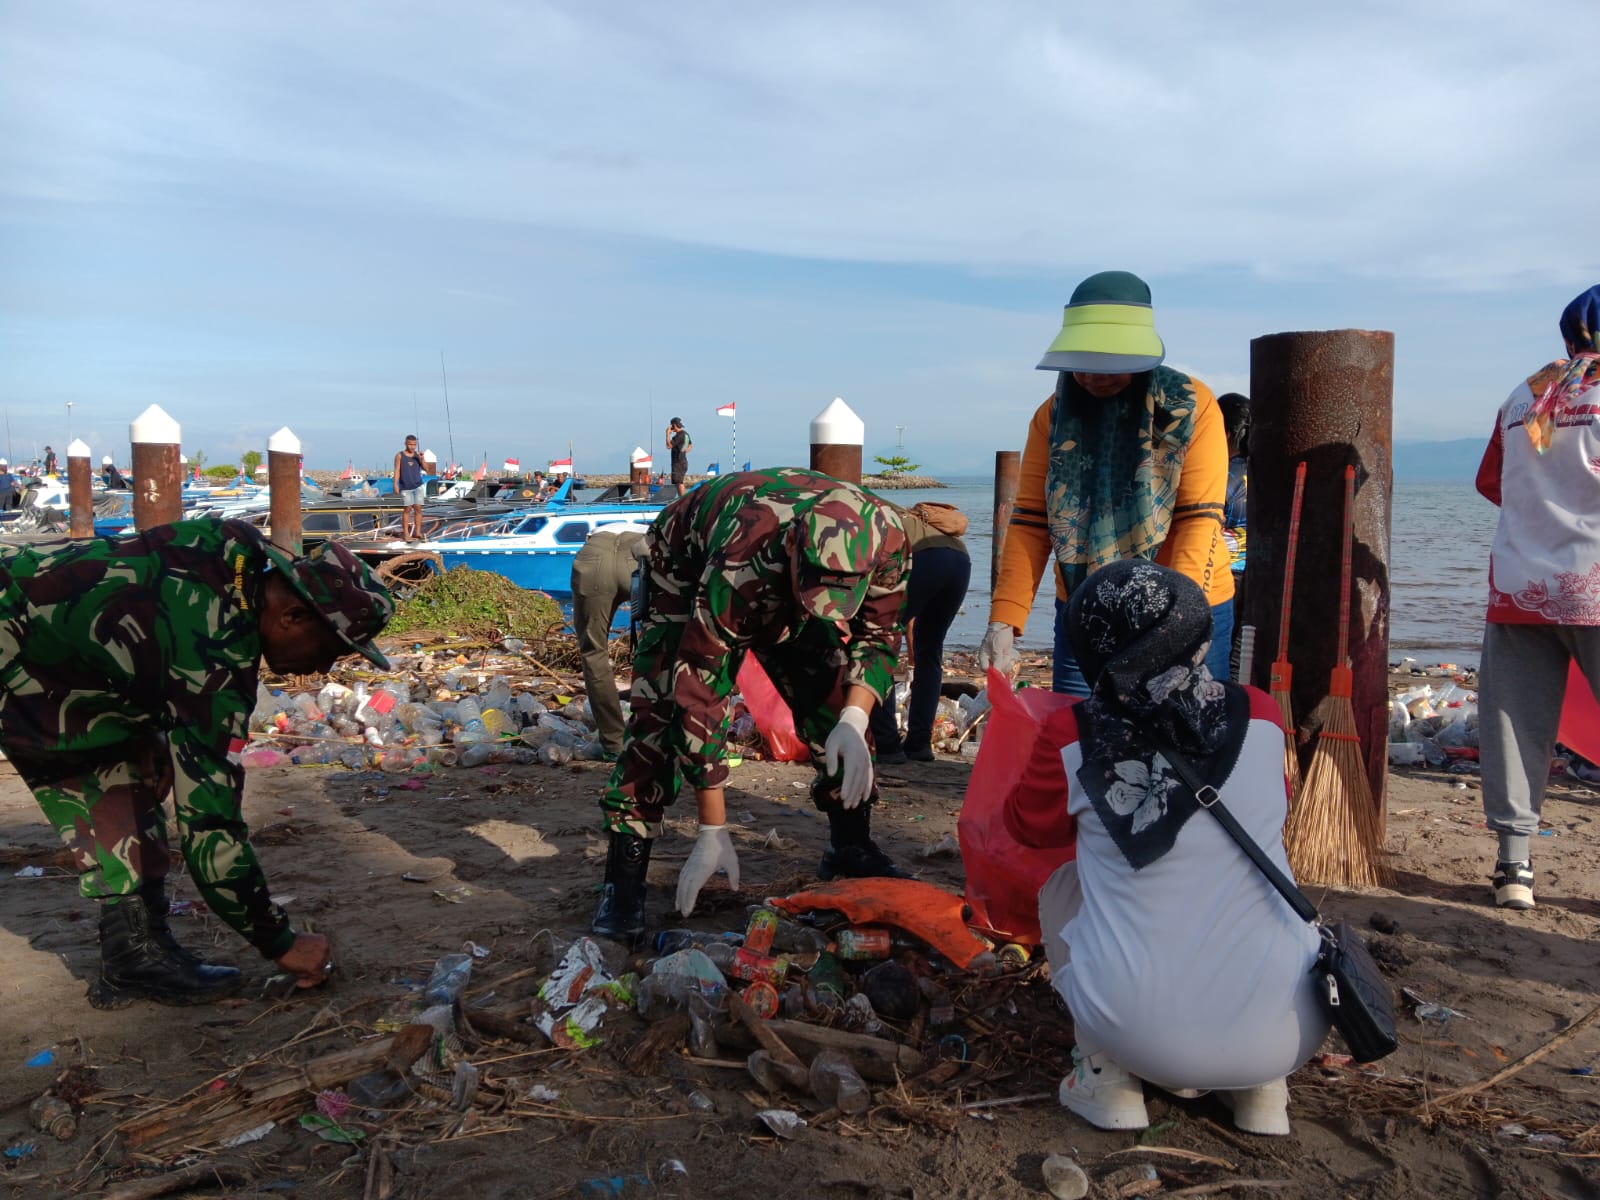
top-left (736, 657), bottom-right (809, 762)
top-left (1561, 661), bottom-right (1600, 765)
top-left (957, 669), bottom-right (1077, 945)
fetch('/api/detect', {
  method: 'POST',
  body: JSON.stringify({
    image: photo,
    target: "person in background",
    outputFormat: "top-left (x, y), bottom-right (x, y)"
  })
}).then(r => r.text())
top-left (0, 459), bottom-right (16, 510)
top-left (980, 271), bottom-right (1233, 696)
top-left (101, 455), bottom-right (130, 491)
top-left (392, 434), bottom-right (426, 543)
top-left (871, 503), bottom-right (971, 763)
top-left (1007, 561), bottom-right (1326, 1135)
top-left (571, 529), bottom-right (648, 761)
top-left (665, 418), bottom-right (692, 498)
top-left (1476, 283), bottom-right (1600, 910)
top-left (1217, 393), bottom-right (1251, 677)
top-left (0, 522), bottom-right (394, 1006)
top-left (592, 468), bottom-right (909, 946)
top-left (42, 446), bottom-right (57, 476)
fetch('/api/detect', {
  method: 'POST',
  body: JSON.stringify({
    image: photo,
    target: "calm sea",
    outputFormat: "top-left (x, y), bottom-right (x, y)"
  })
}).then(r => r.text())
top-left (875, 477), bottom-right (1497, 668)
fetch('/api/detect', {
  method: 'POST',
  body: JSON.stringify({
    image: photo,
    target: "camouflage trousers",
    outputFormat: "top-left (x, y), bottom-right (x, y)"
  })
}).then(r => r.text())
top-left (8, 737), bottom-right (174, 905)
top-left (602, 619), bottom-right (877, 837)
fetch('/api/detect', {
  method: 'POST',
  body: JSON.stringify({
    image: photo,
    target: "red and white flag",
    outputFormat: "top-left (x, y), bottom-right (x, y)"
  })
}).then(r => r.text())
top-left (473, 461), bottom-right (487, 481)
top-left (503, 457), bottom-right (520, 473)
top-left (547, 457), bottom-right (574, 474)
top-left (716, 402), bottom-right (736, 417)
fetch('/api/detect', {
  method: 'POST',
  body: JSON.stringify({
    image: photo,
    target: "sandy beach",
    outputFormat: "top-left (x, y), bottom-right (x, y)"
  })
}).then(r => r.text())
top-left (0, 645), bottom-right (1596, 1200)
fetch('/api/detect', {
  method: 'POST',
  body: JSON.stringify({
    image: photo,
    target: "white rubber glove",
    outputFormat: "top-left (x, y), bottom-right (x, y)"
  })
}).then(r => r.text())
top-left (676, 824), bottom-right (740, 917)
top-left (823, 705), bottom-right (874, 810)
top-left (977, 622), bottom-right (1019, 676)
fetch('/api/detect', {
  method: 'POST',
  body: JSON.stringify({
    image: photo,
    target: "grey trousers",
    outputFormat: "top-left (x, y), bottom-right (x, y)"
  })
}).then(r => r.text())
top-left (571, 532), bottom-right (645, 755)
top-left (1479, 621), bottom-right (1600, 863)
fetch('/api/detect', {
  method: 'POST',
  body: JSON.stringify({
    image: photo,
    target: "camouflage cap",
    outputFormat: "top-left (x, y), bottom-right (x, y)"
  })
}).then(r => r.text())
top-left (263, 539), bottom-right (395, 669)
top-left (789, 489), bottom-right (901, 622)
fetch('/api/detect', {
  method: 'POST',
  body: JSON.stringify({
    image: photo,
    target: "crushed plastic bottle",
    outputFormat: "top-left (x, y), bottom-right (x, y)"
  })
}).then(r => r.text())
top-left (634, 949), bottom-right (728, 1020)
top-left (808, 1050), bottom-right (869, 1114)
top-left (422, 952), bottom-right (474, 1005)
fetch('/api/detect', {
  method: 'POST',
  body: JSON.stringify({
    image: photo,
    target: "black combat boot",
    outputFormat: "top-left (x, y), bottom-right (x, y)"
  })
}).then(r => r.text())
top-left (90, 898), bottom-right (245, 1009)
top-left (818, 804), bottom-right (911, 881)
top-left (139, 882), bottom-right (242, 985)
top-left (590, 832), bottom-right (652, 948)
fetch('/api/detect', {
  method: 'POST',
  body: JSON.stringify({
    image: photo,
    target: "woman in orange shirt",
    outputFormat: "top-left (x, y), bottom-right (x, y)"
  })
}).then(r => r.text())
top-left (980, 271), bottom-right (1233, 696)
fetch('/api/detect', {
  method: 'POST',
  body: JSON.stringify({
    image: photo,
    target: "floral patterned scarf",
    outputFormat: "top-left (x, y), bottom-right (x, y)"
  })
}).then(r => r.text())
top-left (1526, 286), bottom-right (1600, 454)
top-left (1067, 560), bottom-right (1247, 870)
top-left (1045, 367), bottom-right (1198, 597)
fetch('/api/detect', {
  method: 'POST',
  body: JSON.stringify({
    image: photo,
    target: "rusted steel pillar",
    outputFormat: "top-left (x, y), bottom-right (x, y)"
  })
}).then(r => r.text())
top-left (66, 439), bottom-right (93, 539)
top-left (629, 448), bottom-right (651, 500)
top-left (268, 426), bottom-right (303, 556)
top-left (810, 397), bottom-right (863, 486)
top-left (991, 450), bottom-right (1021, 596)
top-left (1247, 330), bottom-right (1394, 816)
top-left (129, 405), bottom-right (183, 530)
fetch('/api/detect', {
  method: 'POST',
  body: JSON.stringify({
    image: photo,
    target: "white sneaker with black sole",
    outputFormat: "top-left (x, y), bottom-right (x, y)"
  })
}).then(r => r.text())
top-left (1493, 859), bottom-right (1535, 910)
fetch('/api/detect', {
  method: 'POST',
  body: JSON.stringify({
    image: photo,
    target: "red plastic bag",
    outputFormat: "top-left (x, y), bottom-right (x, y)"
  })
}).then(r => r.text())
top-left (736, 657), bottom-right (809, 762)
top-left (957, 670), bottom-right (1077, 945)
top-left (1561, 661), bottom-right (1600, 765)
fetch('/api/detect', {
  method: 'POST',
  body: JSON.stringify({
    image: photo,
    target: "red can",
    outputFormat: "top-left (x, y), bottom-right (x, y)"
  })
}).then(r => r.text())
top-left (741, 981), bottom-right (780, 1020)
top-left (744, 907), bottom-right (779, 956)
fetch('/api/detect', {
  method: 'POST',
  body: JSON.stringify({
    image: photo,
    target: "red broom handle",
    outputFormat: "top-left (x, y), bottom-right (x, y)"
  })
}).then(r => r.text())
top-left (1276, 462), bottom-right (1307, 661)
top-left (1330, 465), bottom-right (1356, 698)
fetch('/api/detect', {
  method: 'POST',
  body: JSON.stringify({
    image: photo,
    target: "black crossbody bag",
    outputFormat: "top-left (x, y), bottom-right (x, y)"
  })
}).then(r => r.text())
top-left (1145, 730), bottom-right (1399, 1064)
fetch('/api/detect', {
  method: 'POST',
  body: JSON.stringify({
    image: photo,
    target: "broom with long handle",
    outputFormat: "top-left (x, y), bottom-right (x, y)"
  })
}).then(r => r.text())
top-left (1287, 465), bottom-right (1387, 887)
top-left (1268, 461), bottom-right (1307, 802)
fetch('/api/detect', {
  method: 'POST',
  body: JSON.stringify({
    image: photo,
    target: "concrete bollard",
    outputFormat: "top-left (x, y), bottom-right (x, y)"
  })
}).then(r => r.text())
top-left (66, 439), bottom-right (93, 539)
top-left (809, 397), bottom-right (863, 486)
top-left (991, 450), bottom-right (1021, 596)
top-left (129, 405), bottom-right (183, 530)
top-left (267, 427), bottom-right (303, 557)
top-left (1247, 329), bottom-right (1394, 817)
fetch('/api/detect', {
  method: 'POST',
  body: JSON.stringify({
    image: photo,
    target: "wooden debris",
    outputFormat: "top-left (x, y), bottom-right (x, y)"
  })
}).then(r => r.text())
top-left (99, 1163), bottom-right (252, 1200)
top-left (1419, 1002), bottom-right (1600, 1115)
top-left (728, 994), bottom-right (806, 1072)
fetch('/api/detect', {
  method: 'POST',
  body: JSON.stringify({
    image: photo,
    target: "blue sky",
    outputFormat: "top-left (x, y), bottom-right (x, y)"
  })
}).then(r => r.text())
top-left (3, 1), bottom-right (1597, 474)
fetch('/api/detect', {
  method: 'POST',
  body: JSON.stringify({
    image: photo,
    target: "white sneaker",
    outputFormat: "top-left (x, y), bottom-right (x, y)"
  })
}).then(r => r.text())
top-left (1059, 1048), bottom-right (1149, 1130)
top-left (1219, 1077), bottom-right (1291, 1136)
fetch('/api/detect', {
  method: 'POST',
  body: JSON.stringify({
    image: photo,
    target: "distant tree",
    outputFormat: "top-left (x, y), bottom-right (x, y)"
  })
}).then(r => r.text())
top-left (872, 454), bottom-right (920, 477)
top-left (205, 465), bottom-right (237, 481)
top-left (240, 449), bottom-right (263, 476)
top-left (188, 449), bottom-right (206, 473)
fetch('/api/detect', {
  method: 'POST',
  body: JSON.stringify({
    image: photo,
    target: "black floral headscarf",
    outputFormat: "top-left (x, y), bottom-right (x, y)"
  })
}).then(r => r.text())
top-left (1067, 560), bottom-right (1248, 869)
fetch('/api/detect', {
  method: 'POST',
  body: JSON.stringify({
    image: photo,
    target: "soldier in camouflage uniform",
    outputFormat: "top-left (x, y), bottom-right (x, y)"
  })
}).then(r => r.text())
top-left (0, 518), bottom-right (393, 1007)
top-left (592, 468), bottom-right (911, 945)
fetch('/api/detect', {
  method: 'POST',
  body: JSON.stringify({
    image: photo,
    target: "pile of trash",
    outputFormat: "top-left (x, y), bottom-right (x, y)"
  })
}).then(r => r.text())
top-left (1388, 680), bottom-right (1479, 769)
top-left (105, 878), bottom-right (1061, 1168)
top-left (246, 641), bottom-right (991, 772)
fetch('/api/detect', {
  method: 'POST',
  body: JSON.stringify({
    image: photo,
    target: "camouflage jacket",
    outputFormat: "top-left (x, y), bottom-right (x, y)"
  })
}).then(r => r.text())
top-left (648, 467), bottom-right (908, 716)
top-left (0, 519), bottom-right (292, 955)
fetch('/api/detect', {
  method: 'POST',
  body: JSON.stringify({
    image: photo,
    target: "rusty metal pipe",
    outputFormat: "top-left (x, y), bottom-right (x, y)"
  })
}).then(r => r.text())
top-left (129, 405), bottom-right (183, 530)
top-left (66, 440), bottom-right (93, 539)
top-left (1247, 329), bottom-right (1394, 817)
top-left (991, 450), bottom-right (1021, 597)
top-left (268, 427), bottom-right (303, 557)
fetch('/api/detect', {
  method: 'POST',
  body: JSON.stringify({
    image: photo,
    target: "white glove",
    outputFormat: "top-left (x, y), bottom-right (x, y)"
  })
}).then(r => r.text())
top-left (977, 622), bottom-right (1019, 676)
top-left (676, 824), bottom-right (740, 917)
top-left (824, 705), bottom-right (874, 810)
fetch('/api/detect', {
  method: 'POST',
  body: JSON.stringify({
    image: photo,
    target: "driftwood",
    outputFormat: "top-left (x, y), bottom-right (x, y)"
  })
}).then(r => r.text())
top-left (461, 1003), bottom-right (546, 1046)
top-left (1418, 1001), bottom-right (1600, 1115)
top-left (716, 1014), bottom-right (924, 1084)
top-left (98, 1163), bottom-right (252, 1200)
top-left (117, 1029), bottom-right (425, 1156)
top-left (728, 993), bottom-right (806, 1072)
top-left (621, 1013), bottom-right (692, 1074)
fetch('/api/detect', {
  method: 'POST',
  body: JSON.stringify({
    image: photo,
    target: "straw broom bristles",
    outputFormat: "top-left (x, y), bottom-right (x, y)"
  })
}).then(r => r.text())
top-left (1288, 675), bottom-right (1388, 887)
top-left (1271, 664), bottom-right (1302, 802)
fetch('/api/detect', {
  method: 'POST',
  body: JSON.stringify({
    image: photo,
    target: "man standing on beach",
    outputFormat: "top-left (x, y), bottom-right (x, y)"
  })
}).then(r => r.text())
top-left (392, 434), bottom-right (426, 543)
top-left (0, 459), bottom-right (16, 510)
top-left (570, 529), bottom-right (647, 760)
top-left (1476, 284), bottom-right (1600, 910)
top-left (591, 467), bottom-right (910, 946)
top-left (42, 446), bottom-right (57, 476)
top-left (665, 418), bottom-right (691, 497)
top-left (0, 520), bottom-right (394, 1005)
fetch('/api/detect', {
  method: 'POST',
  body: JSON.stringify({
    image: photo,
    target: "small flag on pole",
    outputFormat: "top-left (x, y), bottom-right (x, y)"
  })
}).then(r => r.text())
top-left (474, 461), bottom-right (487, 481)
top-left (547, 456), bottom-right (573, 475)
top-left (716, 402), bottom-right (736, 417)
top-left (741, 460), bottom-right (751, 472)
top-left (503, 457), bottom-right (520, 473)
top-left (706, 461), bottom-right (720, 476)
top-left (340, 461), bottom-right (354, 480)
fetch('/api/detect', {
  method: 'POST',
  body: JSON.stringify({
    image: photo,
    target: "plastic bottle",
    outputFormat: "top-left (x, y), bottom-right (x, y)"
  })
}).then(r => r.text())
top-left (459, 744), bottom-right (494, 768)
top-left (482, 679), bottom-right (513, 713)
top-left (538, 742), bottom-right (573, 766)
top-left (456, 695), bottom-right (483, 727)
top-left (240, 746), bottom-right (290, 769)
top-left (348, 1068), bottom-right (411, 1108)
top-left (481, 708), bottom-right (515, 738)
top-left (833, 928), bottom-right (892, 960)
top-left (744, 908), bottom-right (780, 956)
top-left (29, 1094), bottom-right (76, 1140)
top-left (807, 952), bottom-right (848, 1004)
top-left (808, 1050), bottom-right (869, 1114)
top-left (703, 942), bottom-right (790, 987)
top-left (634, 949), bottom-right (728, 1020)
top-left (422, 952), bottom-right (473, 1005)
top-left (292, 693), bottom-right (325, 722)
top-left (654, 929), bottom-right (744, 955)
top-left (317, 682), bottom-right (354, 716)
